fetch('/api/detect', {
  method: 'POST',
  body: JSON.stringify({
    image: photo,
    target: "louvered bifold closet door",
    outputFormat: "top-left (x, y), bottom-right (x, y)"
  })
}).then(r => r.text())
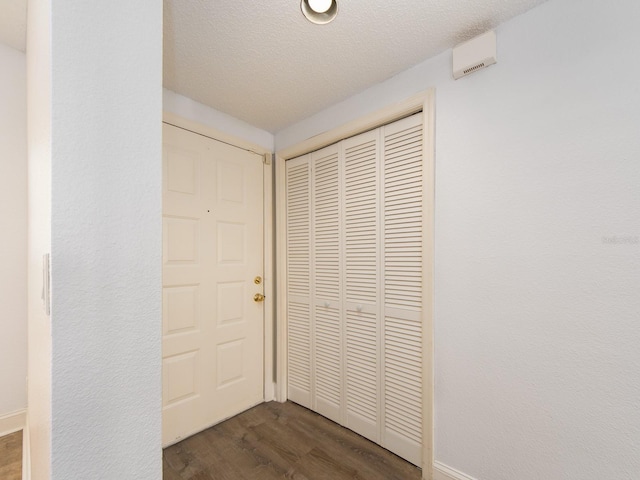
top-left (286, 155), bottom-right (313, 408)
top-left (311, 144), bottom-right (342, 423)
top-left (285, 113), bottom-right (425, 467)
top-left (342, 129), bottom-right (381, 443)
top-left (381, 113), bottom-right (424, 466)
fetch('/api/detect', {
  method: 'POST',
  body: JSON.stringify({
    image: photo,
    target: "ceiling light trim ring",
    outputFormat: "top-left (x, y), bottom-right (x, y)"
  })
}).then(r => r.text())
top-left (301, 0), bottom-right (338, 25)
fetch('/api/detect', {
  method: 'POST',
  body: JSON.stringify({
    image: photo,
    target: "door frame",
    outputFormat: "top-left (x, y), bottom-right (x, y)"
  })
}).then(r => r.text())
top-left (162, 111), bottom-right (276, 403)
top-left (274, 89), bottom-right (435, 479)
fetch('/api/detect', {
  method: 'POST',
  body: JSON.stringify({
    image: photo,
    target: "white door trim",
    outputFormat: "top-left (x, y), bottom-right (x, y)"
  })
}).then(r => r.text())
top-left (163, 111), bottom-right (272, 157)
top-left (262, 151), bottom-right (275, 401)
top-left (275, 89), bottom-right (435, 479)
top-left (162, 112), bottom-right (276, 403)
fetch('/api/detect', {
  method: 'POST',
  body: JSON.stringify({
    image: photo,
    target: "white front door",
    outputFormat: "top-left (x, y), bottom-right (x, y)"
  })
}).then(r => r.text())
top-left (162, 123), bottom-right (265, 446)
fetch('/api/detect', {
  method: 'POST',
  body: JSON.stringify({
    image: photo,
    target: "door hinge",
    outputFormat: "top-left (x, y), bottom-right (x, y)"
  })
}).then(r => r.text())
top-left (263, 153), bottom-right (273, 165)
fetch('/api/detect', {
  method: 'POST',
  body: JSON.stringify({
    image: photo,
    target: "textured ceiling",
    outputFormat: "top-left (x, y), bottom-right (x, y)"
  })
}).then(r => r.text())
top-left (0, 0), bottom-right (549, 132)
top-left (0, 0), bottom-right (26, 51)
top-left (164, 0), bottom-right (548, 132)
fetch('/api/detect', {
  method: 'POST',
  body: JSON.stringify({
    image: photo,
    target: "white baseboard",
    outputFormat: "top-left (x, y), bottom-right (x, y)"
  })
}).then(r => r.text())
top-left (0, 409), bottom-right (26, 437)
top-left (433, 461), bottom-right (478, 480)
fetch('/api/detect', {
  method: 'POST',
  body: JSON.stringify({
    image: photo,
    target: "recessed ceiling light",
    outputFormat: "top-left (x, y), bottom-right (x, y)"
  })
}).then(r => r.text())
top-left (301, 0), bottom-right (338, 24)
top-left (309, 0), bottom-right (332, 13)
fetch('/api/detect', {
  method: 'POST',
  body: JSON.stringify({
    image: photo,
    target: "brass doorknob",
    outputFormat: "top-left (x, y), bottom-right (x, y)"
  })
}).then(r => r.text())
top-left (253, 293), bottom-right (265, 302)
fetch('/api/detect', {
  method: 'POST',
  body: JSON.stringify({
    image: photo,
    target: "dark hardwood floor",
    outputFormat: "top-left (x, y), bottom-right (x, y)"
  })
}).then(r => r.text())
top-left (0, 430), bottom-right (22, 480)
top-left (163, 401), bottom-right (422, 480)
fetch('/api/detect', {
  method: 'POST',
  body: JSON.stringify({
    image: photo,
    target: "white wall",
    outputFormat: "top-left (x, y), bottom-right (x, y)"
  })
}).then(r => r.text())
top-left (28, 1), bottom-right (163, 479)
top-left (163, 88), bottom-right (275, 151)
top-left (27, 0), bottom-right (52, 477)
top-left (0, 43), bottom-right (27, 420)
top-left (276, 0), bottom-right (640, 479)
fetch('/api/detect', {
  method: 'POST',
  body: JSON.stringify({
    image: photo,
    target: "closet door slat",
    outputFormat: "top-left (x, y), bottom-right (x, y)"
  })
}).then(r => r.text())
top-left (382, 114), bottom-right (423, 465)
top-left (286, 156), bottom-right (312, 408)
top-left (343, 130), bottom-right (380, 443)
top-left (312, 145), bottom-right (342, 423)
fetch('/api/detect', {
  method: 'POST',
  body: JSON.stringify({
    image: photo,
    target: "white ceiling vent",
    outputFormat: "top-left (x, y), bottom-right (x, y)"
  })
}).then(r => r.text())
top-left (453, 30), bottom-right (497, 80)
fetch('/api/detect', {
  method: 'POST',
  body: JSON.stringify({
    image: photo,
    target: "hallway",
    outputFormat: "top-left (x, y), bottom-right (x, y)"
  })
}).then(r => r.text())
top-left (163, 401), bottom-right (421, 480)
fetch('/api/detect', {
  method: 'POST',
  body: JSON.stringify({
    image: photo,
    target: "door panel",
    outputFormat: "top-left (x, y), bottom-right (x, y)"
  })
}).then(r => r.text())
top-left (162, 124), bottom-right (264, 446)
top-left (382, 114), bottom-right (424, 464)
top-left (311, 144), bottom-right (342, 424)
top-left (285, 156), bottom-right (313, 408)
top-left (343, 129), bottom-right (381, 443)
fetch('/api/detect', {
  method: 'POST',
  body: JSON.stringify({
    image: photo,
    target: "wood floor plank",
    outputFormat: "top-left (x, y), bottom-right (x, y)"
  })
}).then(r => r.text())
top-left (213, 422), bottom-right (288, 480)
top-left (282, 407), bottom-right (418, 480)
top-left (291, 446), bottom-right (365, 480)
top-left (0, 430), bottom-right (22, 480)
top-left (163, 401), bottom-right (422, 480)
